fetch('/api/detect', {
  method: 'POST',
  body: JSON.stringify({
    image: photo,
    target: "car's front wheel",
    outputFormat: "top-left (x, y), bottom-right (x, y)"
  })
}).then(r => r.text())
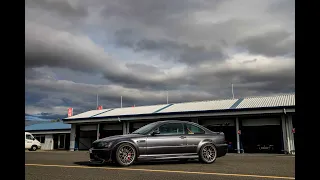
top-left (115, 143), bottom-right (136, 166)
top-left (29, 145), bottom-right (37, 151)
top-left (199, 144), bottom-right (217, 164)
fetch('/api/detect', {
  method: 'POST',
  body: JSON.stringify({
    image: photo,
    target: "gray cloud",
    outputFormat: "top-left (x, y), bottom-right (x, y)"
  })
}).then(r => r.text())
top-left (25, 69), bottom-right (215, 110)
top-left (25, 0), bottom-right (295, 119)
top-left (125, 63), bottom-right (163, 74)
top-left (25, 22), bottom-right (115, 73)
top-left (236, 30), bottom-right (294, 57)
top-left (26, 0), bottom-right (88, 18)
top-left (114, 35), bottom-right (228, 65)
top-left (101, 0), bottom-right (217, 27)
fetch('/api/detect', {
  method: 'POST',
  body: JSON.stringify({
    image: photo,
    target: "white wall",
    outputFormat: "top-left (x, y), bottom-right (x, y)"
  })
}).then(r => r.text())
top-left (42, 134), bottom-right (53, 150)
top-left (70, 124), bottom-right (76, 151)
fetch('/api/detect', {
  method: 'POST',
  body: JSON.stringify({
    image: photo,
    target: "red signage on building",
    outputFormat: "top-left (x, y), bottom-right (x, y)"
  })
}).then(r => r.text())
top-left (67, 108), bottom-right (73, 117)
top-left (97, 105), bottom-right (103, 110)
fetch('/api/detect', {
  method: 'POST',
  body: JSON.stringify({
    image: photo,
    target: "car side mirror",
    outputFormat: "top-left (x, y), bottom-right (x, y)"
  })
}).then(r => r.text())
top-left (152, 130), bottom-right (160, 136)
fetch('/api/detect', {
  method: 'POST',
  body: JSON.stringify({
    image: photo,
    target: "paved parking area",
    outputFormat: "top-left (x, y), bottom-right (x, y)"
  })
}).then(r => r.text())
top-left (25, 151), bottom-right (295, 180)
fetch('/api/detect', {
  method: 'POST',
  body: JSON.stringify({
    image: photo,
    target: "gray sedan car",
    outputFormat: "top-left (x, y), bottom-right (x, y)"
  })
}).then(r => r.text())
top-left (89, 120), bottom-right (228, 166)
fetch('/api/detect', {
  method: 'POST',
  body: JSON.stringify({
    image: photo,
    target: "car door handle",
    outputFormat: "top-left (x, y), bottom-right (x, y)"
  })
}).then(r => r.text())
top-left (179, 136), bottom-right (186, 139)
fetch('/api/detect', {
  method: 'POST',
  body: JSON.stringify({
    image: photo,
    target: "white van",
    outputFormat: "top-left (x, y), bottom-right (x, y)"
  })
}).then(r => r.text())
top-left (25, 132), bottom-right (41, 151)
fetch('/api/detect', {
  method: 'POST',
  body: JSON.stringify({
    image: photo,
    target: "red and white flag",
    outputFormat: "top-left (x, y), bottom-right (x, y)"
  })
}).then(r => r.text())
top-left (67, 108), bottom-right (73, 117)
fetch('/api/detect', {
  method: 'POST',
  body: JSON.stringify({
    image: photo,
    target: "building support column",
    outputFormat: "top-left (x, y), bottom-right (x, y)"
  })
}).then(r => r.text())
top-left (123, 121), bottom-right (127, 135)
top-left (281, 115), bottom-right (288, 153)
top-left (285, 117), bottom-right (292, 154)
top-left (286, 115), bottom-right (295, 155)
top-left (97, 123), bottom-right (100, 140)
top-left (281, 115), bottom-right (295, 155)
top-left (69, 124), bottom-right (76, 151)
top-left (126, 122), bottom-right (130, 134)
top-left (235, 117), bottom-right (241, 154)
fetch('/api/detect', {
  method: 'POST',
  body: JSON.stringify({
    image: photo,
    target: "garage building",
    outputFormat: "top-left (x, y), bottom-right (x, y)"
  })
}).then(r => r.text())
top-left (63, 94), bottom-right (295, 155)
top-left (25, 122), bottom-right (71, 150)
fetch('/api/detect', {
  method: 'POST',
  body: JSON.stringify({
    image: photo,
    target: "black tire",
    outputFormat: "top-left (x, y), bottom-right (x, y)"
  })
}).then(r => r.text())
top-left (115, 143), bottom-right (136, 167)
top-left (29, 145), bottom-right (37, 151)
top-left (199, 144), bottom-right (217, 164)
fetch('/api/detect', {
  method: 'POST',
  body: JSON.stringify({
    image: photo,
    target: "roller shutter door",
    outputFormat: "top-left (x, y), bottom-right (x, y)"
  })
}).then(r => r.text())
top-left (102, 123), bottom-right (122, 130)
top-left (201, 119), bottom-right (235, 126)
top-left (242, 118), bottom-right (280, 126)
top-left (132, 122), bottom-right (150, 129)
top-left (80, 125), bottom-right (97, 131)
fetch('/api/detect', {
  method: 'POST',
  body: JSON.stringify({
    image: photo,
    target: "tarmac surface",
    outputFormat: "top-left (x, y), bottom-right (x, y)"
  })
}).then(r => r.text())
top-left (25, 151), bottom-right (295, 180)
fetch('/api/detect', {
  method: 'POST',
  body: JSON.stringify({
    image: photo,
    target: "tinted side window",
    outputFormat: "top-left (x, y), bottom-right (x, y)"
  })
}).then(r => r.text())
top-left (186, 124), bottom-right (205, 134)
top-left (157, 123), bottom-right (184, 135)
top-left (26, 134), bottom-right (33, 140)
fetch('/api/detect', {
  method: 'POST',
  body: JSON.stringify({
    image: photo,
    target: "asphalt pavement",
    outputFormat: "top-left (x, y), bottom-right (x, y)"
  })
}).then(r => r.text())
top-left (25, 151), bottom-right (295, 180)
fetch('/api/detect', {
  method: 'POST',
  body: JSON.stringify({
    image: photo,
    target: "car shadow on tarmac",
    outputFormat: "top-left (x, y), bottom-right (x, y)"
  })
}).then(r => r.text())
top-left (74, 159), bottom-right (201, 167)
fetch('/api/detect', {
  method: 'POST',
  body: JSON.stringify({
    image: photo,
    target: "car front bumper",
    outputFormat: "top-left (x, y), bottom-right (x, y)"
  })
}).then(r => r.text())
top-left (216, 144), bottom-right (228, 157)
top-left (89, 148), bottom-right (112, 163)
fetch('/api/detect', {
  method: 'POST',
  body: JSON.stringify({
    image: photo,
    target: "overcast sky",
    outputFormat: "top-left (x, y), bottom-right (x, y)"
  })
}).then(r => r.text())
top-left (25, 0), bottom-right (295, 120)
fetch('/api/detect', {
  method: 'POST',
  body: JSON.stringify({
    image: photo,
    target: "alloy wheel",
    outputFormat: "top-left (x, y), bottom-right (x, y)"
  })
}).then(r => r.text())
top-left (201, 145), bottom-right (216, 162)
top-left (118, 145), bottom-right (135, 165)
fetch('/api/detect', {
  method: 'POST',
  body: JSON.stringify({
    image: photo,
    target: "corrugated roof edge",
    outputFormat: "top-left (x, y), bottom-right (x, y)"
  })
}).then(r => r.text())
top-left (62, 93), bottom-right (295, 121)
top-left (62, 105), bottom-right (295, 122)
top-left (25, 122), bottom-right (71, 131)
top-left (91, 109), bottom-right (114, 117)
top-left (151, 105), bottom-right (296, 116)
top-left (229, 98), bottom-right (244, 109)
top-left (236, 93), bottom-right (295, 99)
top-left (153, 104), bottom-right (174, 113)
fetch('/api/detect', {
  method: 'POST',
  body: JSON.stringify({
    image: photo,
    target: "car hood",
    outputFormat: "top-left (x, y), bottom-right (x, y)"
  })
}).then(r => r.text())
top-left (93, 134), bottom-right (144, 143)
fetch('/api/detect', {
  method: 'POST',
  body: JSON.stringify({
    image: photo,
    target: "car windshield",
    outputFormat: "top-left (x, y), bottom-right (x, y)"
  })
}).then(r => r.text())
top-left (132, 122), bottom-right (158, 135)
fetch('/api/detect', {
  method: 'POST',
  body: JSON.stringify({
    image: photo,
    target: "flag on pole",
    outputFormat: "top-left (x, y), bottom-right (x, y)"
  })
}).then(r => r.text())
top-left (67, 108), bottom-right (73, 117)
top-left (97, 105), bottom-right (103, 110)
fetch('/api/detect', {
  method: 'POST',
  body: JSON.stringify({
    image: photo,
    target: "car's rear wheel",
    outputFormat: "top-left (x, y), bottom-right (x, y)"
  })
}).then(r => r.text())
top-left (199, 144), bottom-right (217, 164)
top-left (115, 143), bottom-right (136, 166)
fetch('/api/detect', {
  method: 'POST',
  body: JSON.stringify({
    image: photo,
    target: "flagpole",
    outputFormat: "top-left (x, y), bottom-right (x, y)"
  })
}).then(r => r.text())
top-left (166, 90), bottom-right (169, 104)
top-left (232, 83), bottom-right (234, 99)
top-left (97, 93), bottom-right (99, 109)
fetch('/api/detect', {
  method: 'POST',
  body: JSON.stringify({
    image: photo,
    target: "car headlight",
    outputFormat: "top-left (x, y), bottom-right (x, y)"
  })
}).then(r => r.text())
top-left (98, 141), bottom-right (113, 148)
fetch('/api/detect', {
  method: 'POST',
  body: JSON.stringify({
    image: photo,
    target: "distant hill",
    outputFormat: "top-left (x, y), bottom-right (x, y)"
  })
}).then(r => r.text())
top-left (25, 120), bottom-right (51, 126)
top-left (25, 113), bottom-right (66, 121)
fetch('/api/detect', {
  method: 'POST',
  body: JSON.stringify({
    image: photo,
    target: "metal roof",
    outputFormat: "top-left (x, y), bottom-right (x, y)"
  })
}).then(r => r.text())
top-left (63, 93), bottom-right (295, 121)
top-left (158, 99), bottom-right (238, 113)
top-left (94, 104), bottom-right (168, 118)
top-left (65, 109), bottom-right (112, 119)
top-left (25, 122), bottom-right (71, 131)
top-left (235, 94), bottom-right (295, 109)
